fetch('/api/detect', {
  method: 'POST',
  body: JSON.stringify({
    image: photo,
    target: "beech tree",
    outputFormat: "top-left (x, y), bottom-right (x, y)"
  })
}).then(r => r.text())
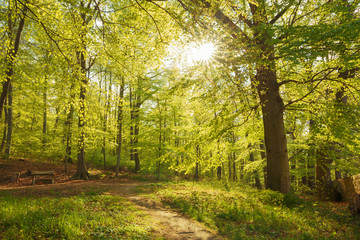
top-left (0, 0), bottom-right (358, 193)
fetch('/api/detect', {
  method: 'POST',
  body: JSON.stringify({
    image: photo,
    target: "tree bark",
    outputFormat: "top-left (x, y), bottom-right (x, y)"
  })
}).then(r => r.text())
top-left (115, 77), bottom-right (125, 177)
top-left (228, 153), bottom-right (232, 181)
top-left (130, 88), bottom-right (134, 162)
top-left (73, 0), bottom-right (93, 179)
top-left (157, 111), bottom-right (162, 180)
top-left (0, 103), bottom-right (8, 153)
top-left (4, 83), bottom-right (13, 159)
top-left (195, 144), bottom-right (200, 181)
top-left (64, 91), bottom-right (74, 171)
top-left (132, 92), bottom-right (141, 173)
top-left (75, 49), bottom-right (89, 179)
top-left (0, 5), bottom-right (27, 120)
top-left (316, 144), bottom-right (333, 200)
top-left (102, 72), bottom-right (111, 170)
top-left (42, 79), bottom-right (47, 147)
top-left (260, 140), bottom-right (267, 187)
top-left (254, 27), bottom-right (290, 192)
top-left (249, 143), bottom-right (262, 189)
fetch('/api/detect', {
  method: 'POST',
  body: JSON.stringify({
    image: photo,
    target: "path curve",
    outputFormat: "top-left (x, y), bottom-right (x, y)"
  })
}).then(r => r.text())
top-left (99, 182), bottom-right (224, 240)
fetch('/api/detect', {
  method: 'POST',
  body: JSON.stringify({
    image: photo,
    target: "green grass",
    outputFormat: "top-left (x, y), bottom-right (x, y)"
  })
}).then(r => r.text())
top-left (140, 180), bottom-right (360, 240)
top-left (0, 188), bottom-right (154, 240)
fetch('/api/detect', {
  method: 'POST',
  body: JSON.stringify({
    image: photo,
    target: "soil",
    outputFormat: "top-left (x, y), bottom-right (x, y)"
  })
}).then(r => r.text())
top-left (0, 159), bottom-right (223, 240)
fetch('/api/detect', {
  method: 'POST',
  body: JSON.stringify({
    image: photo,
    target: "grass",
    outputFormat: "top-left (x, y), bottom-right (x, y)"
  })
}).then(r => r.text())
top-left (0, 187), bottom-right (155, 240)
top-left (139, 180), bottom-right (360, 240)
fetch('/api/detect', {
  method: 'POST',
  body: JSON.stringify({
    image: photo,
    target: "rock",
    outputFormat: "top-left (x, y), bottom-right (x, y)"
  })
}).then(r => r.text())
top-left (334, 174), bottom-right (360, 214)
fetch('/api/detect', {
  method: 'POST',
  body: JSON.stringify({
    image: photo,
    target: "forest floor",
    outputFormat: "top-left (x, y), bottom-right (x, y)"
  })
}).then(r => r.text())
top-left (0, 158), bottom-right (223, 239)
top-left (1, 158), bottom-right (360, 239)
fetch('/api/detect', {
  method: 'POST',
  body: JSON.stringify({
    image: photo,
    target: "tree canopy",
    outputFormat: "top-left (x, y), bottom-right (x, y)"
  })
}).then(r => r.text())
top-left (0, 0), bottom-right (359, 194)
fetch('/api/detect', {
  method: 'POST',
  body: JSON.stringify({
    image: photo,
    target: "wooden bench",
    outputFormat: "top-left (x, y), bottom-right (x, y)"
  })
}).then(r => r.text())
top-left (31, 171), bottom-right (55, 185)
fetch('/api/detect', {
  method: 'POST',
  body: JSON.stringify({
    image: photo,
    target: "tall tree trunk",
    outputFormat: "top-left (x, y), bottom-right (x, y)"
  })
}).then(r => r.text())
top-left (316, 144), bottom-right (333, 200)
top-left (4, 83), bottom-right (13, 159)
top-left (217, 166), bottom-right (222, 180)
top-left (42, 79), bottom-right (47, 148)
top-left (156, 105), bottom-right (162, 180)
top-left (102, 72), bottom-right (111, 170)
top-left (133, 94), bottom-right (141, 173)
top-left (74, 1), bottom-right (93, 179)
top-left (74, 49), bottom-right (89, 179)
top-left (254, 38), bottom-right (290, 193)
top-left (0, 100), bottom-right (8, 153)
top-left (216, 138), bottom-right (221, 180)
top-left (307, 119), bottom-right (316, 189)
top-left (115, 78), bottom-right (125, 177)
top-left (64, 93), bottom-right (74, 173)
top-left (195, 144), bottom-right (200, 181)
top-left (129, 88), bottom-right (134, 162)
top-left (232, 132), bottom-right (237, 181)
top-left (249, 143), bottom-right (262, 189)
top-left (228, 153), bottom-right (232, 181)
top-left (260, 140), bottom-right (267, 188)
top-left (0, 5), bottom-right (27, 120)
top-left (232, 152), bottom-right (237, 181)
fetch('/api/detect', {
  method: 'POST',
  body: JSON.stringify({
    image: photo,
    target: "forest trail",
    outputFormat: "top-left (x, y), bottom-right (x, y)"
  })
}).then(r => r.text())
top-left (100, 181), bottom-right (224, 240)
top-left (1, 178), bottom-right (223, 240)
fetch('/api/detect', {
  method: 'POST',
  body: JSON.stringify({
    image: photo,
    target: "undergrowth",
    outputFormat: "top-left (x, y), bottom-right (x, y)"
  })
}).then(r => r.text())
top-left (141, 180), bottom-right (360, 240)
top-left (0, 188), bottom-right (154, 240)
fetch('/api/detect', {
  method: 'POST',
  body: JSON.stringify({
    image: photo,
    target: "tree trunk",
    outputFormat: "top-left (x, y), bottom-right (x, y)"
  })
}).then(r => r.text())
top-left (4, 83), bottom-right (13, 159)
top-left (195, 145), bottom-right (200, 181)
top-left (217, 166), bottom-right (222, 180)
top-left (74, 49), bottom-right (89, 179)
top-left (249, 143), bottom-right (262, 189)
top-left (232, 132), bottom-right (237, 181)
top-left (260, 140), bottom-right (267, 187)
top-left (232, 152), bottom-right (237, 181)
top-left (307, 119), bottom-right (316, 189)
top-left (64, 95), bottom-right (74, 170)
top-left (255, 40), bottom-right (290, 193)
top-left (130, 88), bottom-right (134, 162)
top-left (74, 1), bottom-right (93, 179)
top-left (316, 144), bottom-right (333, 200)
top-left (133, 94), bottom-right (141, 173)
top-left (0, 103), bottom-right (7, 153)
top-left (228, 154), bottom-right (232, 181)
top-left (0, 6), bottom-right (27, 120)
top-left (42, 80), bottom-right (47, 148)
top-left (157, 114), bottom-right (162, 180)
top-left (115, 78), bottom-right (124, 177)
top-left (102, 72), bottom-right (111, 170)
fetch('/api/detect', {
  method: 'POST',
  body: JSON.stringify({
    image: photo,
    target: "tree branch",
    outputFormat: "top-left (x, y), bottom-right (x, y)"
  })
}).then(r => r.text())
top-left (270, 1), bottom-right (294, 25)
top-left (135, 0), bottom-right (164, 42)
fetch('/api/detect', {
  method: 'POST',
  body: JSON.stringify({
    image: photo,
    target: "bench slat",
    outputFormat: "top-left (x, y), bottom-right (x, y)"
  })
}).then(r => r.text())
top-left (31, 171), bottom-right (54, 176)
top-left (31, 171), bottom-right (55, 185)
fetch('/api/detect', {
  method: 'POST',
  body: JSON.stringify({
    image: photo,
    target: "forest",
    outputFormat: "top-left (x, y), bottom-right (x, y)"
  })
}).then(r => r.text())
top-left (0, 0), bottom-right (360, 238)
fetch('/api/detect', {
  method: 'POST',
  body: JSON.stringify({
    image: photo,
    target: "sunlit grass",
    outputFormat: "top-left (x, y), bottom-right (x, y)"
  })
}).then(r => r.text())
top-left (0, 188), bottom-right (154, 240)
top-left (140, 181), bottom-right (360, 240)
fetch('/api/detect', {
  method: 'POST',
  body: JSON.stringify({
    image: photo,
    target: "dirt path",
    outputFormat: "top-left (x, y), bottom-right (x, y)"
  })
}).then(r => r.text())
top-left (1, 180), bottom-right (224, 240)
top-left (99, 182), bottom-right (224, 240)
